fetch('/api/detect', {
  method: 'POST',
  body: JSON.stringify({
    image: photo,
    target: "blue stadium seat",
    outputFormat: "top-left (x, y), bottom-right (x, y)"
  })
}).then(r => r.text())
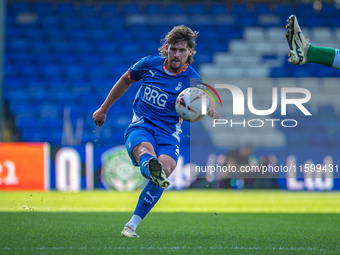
top-left (199, 30), bottom-right (221, 44)
top-left (47, 132), bottom-right (63, 145)
top-left (309, 133), bottom-right (330, 146)
top-left (297, 3), bottom-right (315, 17)
top-left (72, 42), bottom-right (93, 55)
top-left (323, 16), bottom-right (340, 28)
top-left (39, 103), bottom-right (63, 118)
top-left (31, 42), bottom-right (50, 55)
top-left (190, 15), bottom-right (213, 29)
top-left (21, 130), bottom-right (44, 142)
top-left (59, 18), bottom-right (83, 30)
top-left (16, 117), bottom-right (40, 130)
top-left (187, 4), bottom-right (206, 15)
top-left (232, 3), bottom-right (249, 15)
top-left (40, 21), bottom-right (60, 31)
top-left (78, 3), bottom-right (97, 16)
top-left (23, 29), bottom-right (43, 42)
top-left (3, 78), bottom-right (23, 92)
top-left (55, 2), bottom-right (75, 16)
top-left (10, 103), bottom-right (37, 118)
top-left (111, 30), bottom-right (133, 43)
top-left (275, 3), bottom-right (294, 17)
top-left (145, 4), bottom-right (162, 15)
top-left (83, 18), bottom-right (103, 30)
top-left (320, 118), bottom-right (340, 134)
top-left (89, 30), bottom-right (110, 43)
top-left (209, 42), bottom-right (228, 52)
top-left (87, 68), bottom-right (109, 81)
top-left (222, 28), bottom-right (242, 40)
top-left (6, 15), bottom-right (16, 29)
top-left (297, 117), bottom-right (322, 133)
top-left (33, 2), bottom-right (52, 14)
top-left (20, 66), bottom-right (40, 80)
top-left (92, 81), bottom-right (112, 93)
top-left (6, 27), bottom-right (21, 39)
top-left (46, 81), bottom-right (68, 92)
top-left (210, 4), bottom-right (228, 15)
top-left (237, 15), bottom-right (258, 27)
top-left (35, 55), bottom-right (56, 66)
top-left (123, 3), bottom-right (142, 14)
top-left (318, 105), bottom-right (335, 116)
top-left (26, 82), bottom-right (45, 92)
top-left (120, 43), bottom-right (140, 55)
top-left (56, 55), bottom-right (78, 66)
top-left (293, 67), bottom-right (313, 78)
top-left (254, 3), bottom-right (272, 15)
top-left (53, 92), bottom-right (79, 105)
top-left (51, 42), bottom-right (72, 54)
top-left (194, 42), bottom-right (209, 54)
top-left (8, 2), bottom-right (31, 14)
top-left (67, 30), bottom-right (88, 42)
top-left (5, 91), bottom-right (28, 104)
top-left (298, 16), bottom-right (324, 27)
top-left (99, 3), bottom-right (118, 15)
top-left (166, 4), bottom-right (184, 15)
top-left (102, 17), bottom-right (125, 30)
top-left (81, 54), bottom-right (103, 68)
top-left (271, 68), bottom-right (290, 78)
top-left (63, 66), bottom-right (86, 81)
top-left (285, 132), bottom-right (309, 147)
top-left (4, 65), bottom-right (19, 80)
top-left (70, 82), bottom-right (92, 93)
top-left (30, 91), bottom-right (49, 103)
top-left (7, 40), bottom-right (29, 54)
top-left (314, 66), bottom-right (336, 77)
top-left (82, 131), bottom-right (96, 144)
top-left (138, 42), bottom-right (161, 56)
top-left (44, 30), bottom-right (67, 42)
top-left (194, 52), bottom-right (213, 65)
top-left (320, 3), bottom-right (339, 18)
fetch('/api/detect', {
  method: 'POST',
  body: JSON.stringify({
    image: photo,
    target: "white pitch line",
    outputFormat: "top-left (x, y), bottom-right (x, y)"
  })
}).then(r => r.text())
top-left (0, 246), bottom-right (324, 251)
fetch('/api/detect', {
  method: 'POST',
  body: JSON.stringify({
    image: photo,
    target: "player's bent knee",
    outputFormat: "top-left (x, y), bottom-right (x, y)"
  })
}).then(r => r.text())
top-left (132, 142), bottom-right (156, 162)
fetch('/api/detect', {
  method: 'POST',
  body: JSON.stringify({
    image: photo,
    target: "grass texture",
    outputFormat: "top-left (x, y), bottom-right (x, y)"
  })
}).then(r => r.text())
top-left (0, 190), bottom-right (339, 255)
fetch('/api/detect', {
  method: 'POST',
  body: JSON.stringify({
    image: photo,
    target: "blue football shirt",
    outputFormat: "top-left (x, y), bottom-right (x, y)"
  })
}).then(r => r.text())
top-left (127, 56), bottom-right (202, 140)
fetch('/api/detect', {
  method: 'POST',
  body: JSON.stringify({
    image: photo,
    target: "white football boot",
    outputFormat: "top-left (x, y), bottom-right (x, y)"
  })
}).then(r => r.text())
top-left (121, 225), bottom-right (139, 238)
top-left (148, 158), bottom-right (170, 189)
top-left (285, 14), bottom-right (310, 65)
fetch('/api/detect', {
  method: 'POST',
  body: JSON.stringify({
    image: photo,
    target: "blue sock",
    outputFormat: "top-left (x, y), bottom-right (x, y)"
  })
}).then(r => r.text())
top-left (139, 154), bottom-right (154, 179)
top-left (134, 180), bottom-right (164, 219)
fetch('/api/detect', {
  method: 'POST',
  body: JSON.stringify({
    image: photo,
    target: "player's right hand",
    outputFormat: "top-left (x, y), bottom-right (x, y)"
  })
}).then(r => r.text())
top-left (93, 108), bottom-right (107, 126)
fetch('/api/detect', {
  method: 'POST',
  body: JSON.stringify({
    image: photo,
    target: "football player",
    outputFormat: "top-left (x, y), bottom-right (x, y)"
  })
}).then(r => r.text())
top-left (93, 25), bottom-right (218, 237)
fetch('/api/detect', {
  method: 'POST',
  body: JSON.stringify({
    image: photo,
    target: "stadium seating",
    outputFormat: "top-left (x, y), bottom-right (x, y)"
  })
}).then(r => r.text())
top-left (4, 1), bottom-right (340, 148)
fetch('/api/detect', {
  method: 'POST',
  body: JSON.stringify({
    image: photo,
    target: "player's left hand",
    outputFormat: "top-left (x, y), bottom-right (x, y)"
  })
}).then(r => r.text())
top-left (93, 108), bottom-right (107, 126)
top-left (208, 109), bottom-right (219, 120)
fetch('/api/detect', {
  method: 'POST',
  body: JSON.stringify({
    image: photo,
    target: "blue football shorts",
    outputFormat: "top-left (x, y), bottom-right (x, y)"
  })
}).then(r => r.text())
top-left (124, 120), bottom-right (180, 166)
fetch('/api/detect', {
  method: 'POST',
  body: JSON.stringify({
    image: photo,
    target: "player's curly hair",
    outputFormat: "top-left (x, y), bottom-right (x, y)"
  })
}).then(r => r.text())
top-left (158, 25), bottom-right (198, 64)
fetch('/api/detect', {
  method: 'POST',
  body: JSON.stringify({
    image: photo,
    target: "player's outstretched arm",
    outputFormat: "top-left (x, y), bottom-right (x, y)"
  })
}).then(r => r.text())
top-left (93, 72), bottom-right (134, 126)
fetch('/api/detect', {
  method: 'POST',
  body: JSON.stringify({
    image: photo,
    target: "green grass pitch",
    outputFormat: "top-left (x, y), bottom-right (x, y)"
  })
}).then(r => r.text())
top-left (0, 190), bottom-right (339, 255)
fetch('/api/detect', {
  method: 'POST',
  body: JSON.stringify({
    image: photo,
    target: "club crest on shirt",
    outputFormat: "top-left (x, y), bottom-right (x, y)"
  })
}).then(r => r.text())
top-left (149, 70), bottom-right (157, 77)
top-left (175, 82), bottom-right (182, 91)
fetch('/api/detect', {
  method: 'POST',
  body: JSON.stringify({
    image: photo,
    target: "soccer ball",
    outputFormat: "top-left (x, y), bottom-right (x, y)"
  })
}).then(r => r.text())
top-left (175, 88), bottom-right (210, 122)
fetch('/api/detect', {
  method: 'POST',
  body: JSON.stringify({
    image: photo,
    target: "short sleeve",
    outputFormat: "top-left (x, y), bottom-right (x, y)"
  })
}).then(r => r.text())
top-left (127, 57), bottom-right (147, 82)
